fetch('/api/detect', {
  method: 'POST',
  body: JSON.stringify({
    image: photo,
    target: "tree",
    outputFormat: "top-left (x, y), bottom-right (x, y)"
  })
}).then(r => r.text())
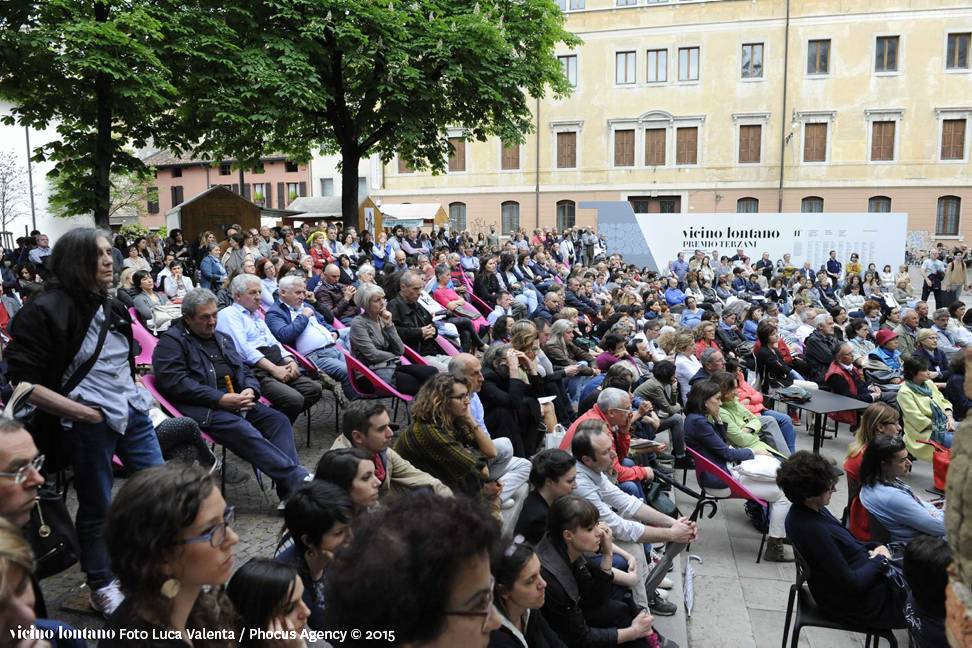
top-left (0, 0), bottom-right (229, 227)
top-left (177, 0), bottom-right (579, 230)
top-left (0, 150), bottom-right (28, 234)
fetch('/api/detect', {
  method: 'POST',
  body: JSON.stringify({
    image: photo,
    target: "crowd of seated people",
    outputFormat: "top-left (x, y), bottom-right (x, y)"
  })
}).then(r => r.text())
top-left (9, 224), bottom-right (972, 647)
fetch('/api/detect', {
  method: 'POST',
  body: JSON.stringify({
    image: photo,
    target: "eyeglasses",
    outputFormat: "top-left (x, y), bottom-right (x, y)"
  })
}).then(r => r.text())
top-left (450, 393), bottom-right (471, 403)
top-left (181, 506), bottom-right (235, 548)
top-left (0, 454), bottom-right (44, 485)
top-left (444, 576), bottom-right (496, 633)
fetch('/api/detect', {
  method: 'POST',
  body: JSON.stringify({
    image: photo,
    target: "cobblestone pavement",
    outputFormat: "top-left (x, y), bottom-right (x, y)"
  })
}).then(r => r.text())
top-left (37, 393), bottom-right (408, 642)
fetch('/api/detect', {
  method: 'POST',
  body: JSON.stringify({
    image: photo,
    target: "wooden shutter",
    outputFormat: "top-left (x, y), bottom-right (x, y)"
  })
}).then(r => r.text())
top-left (942, 119), bottom-right (966, 160)
top-left (277, 182), bottom-right (285, 208)
top-left (676, 127), bottom-right (698, 165)
top-left (242, 183), bottom-right (251, 199)
top-left (299, 181), bottom-right (307, 197)
top-left (803, 123), bottom-right (827, 162)
top-left (738, 125), bottom-right (761, 163)
top-left (557, 132), bottom-right (576, 168)
top-left (264, 184), bottom-right (272, 208)
top-left (448, 137), bottom-right (465, 172)
top-left (614, 129), bottom-right (634, 166)
top-left (870, 121), bottom-right (895, 161)
top-left (645, 129), bottom-right (666, 165)
top-left (501, 144), bottom-right (520, 170)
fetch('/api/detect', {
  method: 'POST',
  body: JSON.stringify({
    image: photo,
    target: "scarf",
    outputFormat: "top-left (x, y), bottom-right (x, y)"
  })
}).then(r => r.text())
top-left (373, 452), bottom-right (386, 484)
top-left (906, 380), bottom-right (949, 443)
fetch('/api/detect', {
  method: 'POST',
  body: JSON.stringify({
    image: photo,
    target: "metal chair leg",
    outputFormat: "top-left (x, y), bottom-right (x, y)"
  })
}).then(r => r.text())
top-left (756, 532), bottom-right (766, 563)
top-left (780, 586), bottom-right (796, 648)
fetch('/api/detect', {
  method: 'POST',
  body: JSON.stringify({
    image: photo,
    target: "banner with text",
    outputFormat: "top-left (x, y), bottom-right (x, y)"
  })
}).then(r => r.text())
top-left (633, 212), bottom-right (907, 272)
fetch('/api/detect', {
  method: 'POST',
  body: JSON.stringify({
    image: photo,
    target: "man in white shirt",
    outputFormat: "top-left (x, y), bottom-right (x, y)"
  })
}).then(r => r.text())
top-left (487, 291), bottom-right (516, 326)
top-left (572, 420), bottom-right (697, 610)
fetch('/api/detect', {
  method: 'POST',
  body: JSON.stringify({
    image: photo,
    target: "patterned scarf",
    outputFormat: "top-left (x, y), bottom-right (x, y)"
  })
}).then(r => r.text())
top-left (906, 380), bottom-right (949, 444)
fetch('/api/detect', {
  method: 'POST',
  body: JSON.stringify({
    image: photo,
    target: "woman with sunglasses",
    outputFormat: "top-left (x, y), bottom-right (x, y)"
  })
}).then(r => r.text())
top-left (489, 538), bottom-right (566, 648)
top-left (101, 463), bottom-right (238, 647)
top-left (227, 559), bottom-right (310, 648)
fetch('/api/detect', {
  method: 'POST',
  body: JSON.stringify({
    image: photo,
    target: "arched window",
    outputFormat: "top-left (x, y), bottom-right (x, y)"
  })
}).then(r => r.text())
top-left (867, 196), bottom-right (892, 213)
top-left (556, 200), bottom-right (576, 231)
top-left (448, 202), bottom-right (467, 232)
top-left (736, 197), bottom-right (759, 213)
top-left (801, 196), bottom-right (824, 213)
top-left (937, 196), bottom-right (961, 236)
top-left (501, 201), bottom-right (520, 235)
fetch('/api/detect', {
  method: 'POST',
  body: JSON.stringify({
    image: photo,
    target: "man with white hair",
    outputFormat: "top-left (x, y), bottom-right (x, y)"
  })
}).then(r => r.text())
top-left (931, 307), bottom-right (963, 356)
top-left (216, 274), bottom-right (323, 422)
top-left (265, 274), bottom-right (352, 406)
top-left (894, 308), bottom-right (920, 358)
top-left (804, 313), bottom-right (839, 383)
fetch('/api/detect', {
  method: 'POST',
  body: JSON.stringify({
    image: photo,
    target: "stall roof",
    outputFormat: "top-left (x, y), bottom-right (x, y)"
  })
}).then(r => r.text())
top-left (378, 203), bottom-right (442, 220)
top-left (286, 195), bottom-right (343, 217)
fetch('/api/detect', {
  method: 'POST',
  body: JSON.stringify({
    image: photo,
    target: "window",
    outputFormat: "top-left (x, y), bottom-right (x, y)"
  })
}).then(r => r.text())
top-left (738, 124), bottom-right (761, 163)
top-left (647, 49), bottom-right (667, 82)
top-left (501, 201), bottom-right (520, 235)
top-left (868, 196), bottom-right (892, 213)
top-left (557, 200), bottom-right (576, 231)
top-left (736, 197), bottom-right (759, 213)
top-left (870, 121), bottom-right (895, 161)
top-left (448, 137), bottom-right (466, 172)
top-left (449, 202), bottom-right (467, 232)
top-left (678, 47), bottom-right (699, 81)
top-left (147, 187), bottom-right (159, 214)
top-left (617, 0), bottom-right (637, 5)
top-left (942, 119), bottom-right (967, 160)
top-left (170, 185), bottom-right (184, 206)
top-left (286, 182), bottom-right (300, 203)
top-left (807, 39), bottom-right (831, 75)
top-left (614, 129), bottom-right (635, 167)
top-left (675, 127), bottom-right (698, 165)
top-left (500, 143), bottom-right (520, 170)
top-left (252, 183), bottom-right (268, 206)
top-left (285, 160), bottom-right (299, 173)
top-left (803, 122), bottom-right (828, 162)
top-left (875, 36), bottom-right (899, 72)
top-left (171, 167), bottom-right (182, 178)
top-left (253, 161), bottom-right (265, 174)
top-left (559, 55), bottom-right (577, 87)
top-left (569, 0), bottom-right (584, 9)
top-left (645, 128), bottom-right (666, 165)
top-left (397, 157), bottom-right (413, 174)
top-left (741, 43), bottom-right (764, 79)
top-left (947, 33), bottom-right (970, 70)
top-left (218, 162), bottom-right (232, 176)
top-left (937, 196), bottom-right (961, 236)
top-left (801, 196), bottom-right (824, 213)
top-left (320, 178), bottom-right (334, 196)
top-left (358, 176), bottom-right (368, 199)
top-left (616, 51), bottom-right (636, 85)
top-left (556, 131), bottom-right (577, 168)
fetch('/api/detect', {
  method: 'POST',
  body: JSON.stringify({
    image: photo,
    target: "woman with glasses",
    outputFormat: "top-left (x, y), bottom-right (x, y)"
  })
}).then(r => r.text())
top-left (489, 538), bottom-right (566, 648)
top-left (313, 448), bottom-right (381, 513)
top-left (395, 374), bottom-right (492, 498)
top-left (227, 559), bottom-right (310, 648)
top-left (101, 463), bottom-right (238, 646)
top-left (349, 283), bottom-right (437, 396)
top-left (325, 490), bottom-right (501, 647)
top-left (778, 451), bottom-right (906, 630)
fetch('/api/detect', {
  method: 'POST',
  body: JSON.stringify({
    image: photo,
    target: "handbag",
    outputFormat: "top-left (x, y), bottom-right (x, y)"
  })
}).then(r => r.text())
top-left (920, 439), bottom-right (952, 492)
top-left (26, 485), bottom-right (80, 579)
top-left (646, 480), bottom-right (678, 517)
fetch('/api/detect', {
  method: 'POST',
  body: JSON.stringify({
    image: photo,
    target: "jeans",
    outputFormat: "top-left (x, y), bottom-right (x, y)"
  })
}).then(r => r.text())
top-left (306, 346), bottom-right (354, 397)
top-left (73, 405), bottom-right (164, 589)
top-left (656, 413), bottom-right (686, 456)
top-left (202, 403), bottom-right (309, 499)
top-left (618, 458), bottom-right (646, 501)
top-left (762, 408), bottom-right (796, 454)
top-left (757, 415), bottom-right (791, 457)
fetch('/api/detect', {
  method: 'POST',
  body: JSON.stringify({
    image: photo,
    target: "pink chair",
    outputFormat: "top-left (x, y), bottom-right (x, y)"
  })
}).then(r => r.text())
top-left (402, 344), bottom-right (429, 366)
top-left (129, 308), bottom-right (157, 367)
top-left (685, 447), bottom-right (769, 563)
top-left (435, 335), bottom-right (460, 357)
top-left (337, 344), bottom-right (413, 421)
top-left (331, 317), bottom-right (346, 330)
top-left (284, 343), bottom-right (340, 445)
top-left (469, 293), bottom-right (493, 317)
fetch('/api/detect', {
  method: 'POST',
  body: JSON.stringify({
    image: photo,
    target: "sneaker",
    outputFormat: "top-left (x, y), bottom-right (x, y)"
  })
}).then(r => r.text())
top-left (89, 580), bottom-right (125, 618)
top-left (763, 538), bottom-right (794, 563)
top-left (222, 461), bottom-right (252, 485)
top-left (649, 593), bottom-right (678, 616)
top-left (673, 455), bottom-right (695, 470)
top-left (654, 588), bottom-right (669, 600)
top-left (657, 576), bottom-right (674, 589)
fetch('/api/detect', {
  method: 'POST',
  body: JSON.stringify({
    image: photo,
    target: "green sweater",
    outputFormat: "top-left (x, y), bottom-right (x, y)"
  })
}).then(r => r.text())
top-left (719, 400), bottom-right (784, 457)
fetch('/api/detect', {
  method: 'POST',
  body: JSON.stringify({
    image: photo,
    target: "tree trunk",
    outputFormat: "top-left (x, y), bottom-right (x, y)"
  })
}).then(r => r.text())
top-left (340, 147), bottom-right (360, 232)
top-left (92, 2), bottom-right (112, 229)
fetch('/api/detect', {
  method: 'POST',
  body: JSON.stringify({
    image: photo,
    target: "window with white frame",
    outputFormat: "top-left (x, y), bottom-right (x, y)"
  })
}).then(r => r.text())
top-left (807, 39), bottom-right (831, 75)
top-left (449, 202), bottom-right (467, 231)
top-left (865, 109), bottom-right (902, 163)
top-left (875, 36), bottom-right (899, 73)
top-left (647, 49), bottom-right (667, 83)
top-left (737, 197), bottom-right (759, 213)
top-left (501, 201), bottom-right (520, 235)
top-left (801, 196), bottom-right (824, 213)
top-left (732, 112), bottom-right (769, 165)
top-left (797, 111), bottom-right (836, 163)
top-left (551, 121), bottom-right (582, 169)
top-left (559, 55), bottom-right (577, 87)
top-left (678, 47), bottom-right (699, 81)
top-left (946, 32), bottom-right (970, 70)
top-left (741, 43), bottom-right (763, 79)
top-left (556, 201), bottom-right (576, 231)
top-left (937, 108), bottom-right (971, 162)
top-left (616, 51), bottom-right (636, 85)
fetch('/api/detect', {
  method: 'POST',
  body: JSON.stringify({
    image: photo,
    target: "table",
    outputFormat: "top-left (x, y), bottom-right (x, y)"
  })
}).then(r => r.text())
top-left (769, 390), bottom-right (870, 453)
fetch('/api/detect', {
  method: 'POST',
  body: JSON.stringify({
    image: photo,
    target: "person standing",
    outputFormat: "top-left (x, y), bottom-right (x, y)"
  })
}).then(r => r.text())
top-left (920, 249), bottom-right (946, 307)
top-left (6, 228), bottom-right (164, 617)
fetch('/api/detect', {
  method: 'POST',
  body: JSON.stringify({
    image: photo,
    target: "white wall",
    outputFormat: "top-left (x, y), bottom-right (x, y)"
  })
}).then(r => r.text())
top-left (309, 150), bottom-right (378, 199)
top-left (0, 100), bottom-right (94, 242)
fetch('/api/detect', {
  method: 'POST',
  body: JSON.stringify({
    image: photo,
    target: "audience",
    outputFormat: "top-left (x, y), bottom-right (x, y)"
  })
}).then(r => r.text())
top-left (843, 402), bottom-right (901, 541)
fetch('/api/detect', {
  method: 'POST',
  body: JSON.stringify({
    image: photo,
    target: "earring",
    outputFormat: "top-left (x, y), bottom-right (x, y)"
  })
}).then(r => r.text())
top-left (161, 578), bottom-right (181, 599)
top-left (305, 549), bottom-right (317, 560)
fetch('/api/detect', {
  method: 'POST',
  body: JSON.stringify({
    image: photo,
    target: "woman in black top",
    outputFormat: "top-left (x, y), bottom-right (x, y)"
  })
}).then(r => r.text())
top-left (101, 464), bottom-right (237, 647)
top-left (475, 256), bottom-right (503, 306)
top-left (755, 320), bottom-right (795, 390)
top-left (490, 540), bottom-right (567, 648)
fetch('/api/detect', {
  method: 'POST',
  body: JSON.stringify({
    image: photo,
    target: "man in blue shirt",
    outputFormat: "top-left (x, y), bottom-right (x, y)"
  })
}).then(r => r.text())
top-left (217, 274), bottom-right (323, 422)
top-left (826, 250), bottom-right (843, 286)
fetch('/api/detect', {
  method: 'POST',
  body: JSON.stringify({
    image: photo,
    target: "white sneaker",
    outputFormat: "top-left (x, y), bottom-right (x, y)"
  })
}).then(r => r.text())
top-left (89, 579), bottom-right (125, 618)
top-left (658, 576), bottom-right (674, 589)
top-left (654, 588), bottom-right (669, 601)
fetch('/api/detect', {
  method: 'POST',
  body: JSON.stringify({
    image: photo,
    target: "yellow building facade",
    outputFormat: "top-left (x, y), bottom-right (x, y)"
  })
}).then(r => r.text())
top-left (377, 0), bottom-right (972, 244)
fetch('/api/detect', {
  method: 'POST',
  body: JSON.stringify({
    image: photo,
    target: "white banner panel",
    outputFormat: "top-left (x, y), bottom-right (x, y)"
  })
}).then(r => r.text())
top-left (634, 212), bottom-right (907, 272)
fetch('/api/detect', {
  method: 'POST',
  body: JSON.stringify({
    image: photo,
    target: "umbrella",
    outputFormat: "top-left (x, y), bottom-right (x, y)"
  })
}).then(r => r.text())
top-left (683, 553), bottom-right (703, 616)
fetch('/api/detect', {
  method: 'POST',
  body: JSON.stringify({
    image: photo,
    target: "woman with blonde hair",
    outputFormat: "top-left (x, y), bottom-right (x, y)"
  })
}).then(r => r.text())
top-left (511, 319), bottom-right (560, 428)
top-left (544, 318), bottom-right (596, 408)
top-left (694, 321), bottom-right (720, 358)
top-left (674, 332), bottom-right (702, 401)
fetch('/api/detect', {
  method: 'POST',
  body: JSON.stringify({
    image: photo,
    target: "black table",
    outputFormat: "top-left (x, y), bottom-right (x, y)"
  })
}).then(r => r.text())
top-left (769, 390), bottom-right (870, 453)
